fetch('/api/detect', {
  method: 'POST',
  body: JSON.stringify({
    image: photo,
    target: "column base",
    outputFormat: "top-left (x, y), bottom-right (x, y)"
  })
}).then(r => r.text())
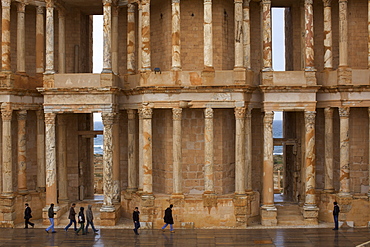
top-left (303, 204), bottom-right (319, 225)
top-left (324, 189), bottom-right (335, 193)
top-left (337, 66), bottom-right (352, 85)
top-left (233, 194), bottom-right (248, 227)
top-left (260, 205), bottom-right (277, 226)
top-left (233, 67), bottom-right (246, 84)
top-left (100, 204), bottom-right (121, 226)
top-left (0, 194), bottom-right (15, 228)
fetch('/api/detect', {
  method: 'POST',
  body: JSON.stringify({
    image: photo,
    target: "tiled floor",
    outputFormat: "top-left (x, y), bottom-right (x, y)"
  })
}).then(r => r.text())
top-left (1, 227), bottom-right (369, 246)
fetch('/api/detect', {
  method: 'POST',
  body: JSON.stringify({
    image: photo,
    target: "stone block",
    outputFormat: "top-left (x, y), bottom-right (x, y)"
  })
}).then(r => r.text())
top-left (180, 222), bottom-right (194, 229)
top-left (260, 207), bottom-right (277, 226)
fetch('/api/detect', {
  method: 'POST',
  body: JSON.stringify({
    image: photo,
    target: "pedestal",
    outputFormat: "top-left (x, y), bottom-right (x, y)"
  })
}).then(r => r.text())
top-left (261, 206), bottom-right (277, 226)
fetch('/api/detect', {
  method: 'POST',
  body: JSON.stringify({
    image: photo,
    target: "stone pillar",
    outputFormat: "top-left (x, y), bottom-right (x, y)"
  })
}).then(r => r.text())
top-left (57, 116), bottom-right (68, 201)
top-left (102, 0), bottom-right (112, 73)
top-left (304, 0), bottom-right (315, 70)
top-left (17, 110), bottom-right (28, 194)
top-left (127, 3), bottom-right (136, 74)
top-left (369, 0), bottom-right (370, 68)
top-left (45, 0), bottom-right (54, 74)
top-left (127, 110), bottom-right (137, 191)
top-left (112, 4), bottom-right (119, 74)
top-left (235, 107), bottom-right (246, 195)
top-left (138, 109), bottom-right (144, 191)
top-left (112, 113), bottom-right (120, 201)
top-left (36, 110), bottom-right (46, 191)
top-left (261, 0), bottom-right (272, 71)
top-left (172, 108), bottom-right (183, 195)
top-left (204, 108), bottom-right (214, 193)
top-left (142, 107), bottom-right (153, 194)
top-left (324, 107), bottom-right (334, 192)
top-left (323, 0), bottom-right (333, 70)
top-left (101, 112), bottom-right (115, 211)
top-left (58, 10), bottom-right (66, 74)
top-left (141, 0), bottom-right (151, 71)
top-left (234, 0), bottom-right (243, 69)
top-left (243, 0), bottom-right (251, 70)
top-left (203, 0), bottom-right (213, 71)
top-left (16, 2), bottom-right (26, 73)
top-left (171, 0), bottom-right (181, 71)
top-left (339, 107), bottom-right (350, 195)
top-left (1, 0), bottom-right (11, 72)
top-left (339, 0), bottom-right (348, 68)
top-left (304, 111), bottom-right (316, 206)
top-left (138, 3), bottom-right (142, 71)
top-left (245, 108), bottom-right (252, 192)
top-left (2, 103), bottom-right (13, 194)
top-left (45, 112), bottom-right (57, 205)
top-left (36, 6), bottom-right (45, 74)
top-left (368, 108), bottom-right (370, 197)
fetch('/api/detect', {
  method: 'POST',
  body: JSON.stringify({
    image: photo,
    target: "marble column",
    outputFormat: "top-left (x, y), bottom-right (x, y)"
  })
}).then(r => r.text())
top-left (204, 0), bottom-right (213, 71)
top-left (17, 110), bottom-right (28, 193)
top-left (368, 0), bottom-right (370, 68)
top-left (172, 108), bottom-right (183, 195)
top-left (234, 0), bottom-right (243, 69)
top-left (339, 0), bottom-right (348, 67)
top-left (235, 107), bottom-right (246, 194)
top-left (171, 0), bottom-right (181, 71)
top-left (304, 111), bottom-right (316, 206)
top-left (339, 107), bottom-right (350, 195)
top-left (58, 10), bottom-right (66, 73)
top-left (204, 108), bottom-right (214, 193)
top-left (36, 6), bottom-right (45, 74)
top-left (368, 108), bottom-right (370, 197)
top-left (45, 112), bottom-right (57, 205)
top-left (102, 0), bottom-right (112, 73)
top-left (57, 116), bottom-right (68, 201)
top-left (112, 113), bottom-right (120, 201)
top-left (261, 0), bottom-right (272, 71)
top-left (102, 112), bottom-right (114, 210)
top-left (16, 2), bottom-right (26, 73)
top-left (323, 0), bottom-right (333, 70)
top-left (127, 3), bottom-right (136, 74)
top-left (2, 103), bottom-right (13, 194)
top-left (138, 109), bottom-right (144, 191)
top-left (245, 108), bottom-right (252, 192)
top-left (127, 110), bottom-right (137, 191)
top-left (141, 0), bottom-right (151, 71)
top-left (324, 107), bottom-right (334, 192)
top-left (36, 110), bottom-right (46, 191)
top-left (138, 3), bottom-right (142, 71)
top-left (45, 0), bottom-right (54, 74)
top-left (262, 111), bottom-right (274, 206)
top-left (243, 0), bottom-right (251, 70)
top-left (142, 108), bottom-right (153, 194)
top-left (1, 0), bottom-right (11, 72)
top-left (112, 4), bottom-right (119, 74)
top-left (304, 0), bottom-right (315, 70)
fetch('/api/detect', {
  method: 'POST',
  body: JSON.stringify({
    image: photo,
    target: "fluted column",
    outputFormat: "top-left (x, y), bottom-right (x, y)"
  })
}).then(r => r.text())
top-left (172, 108), bottom-right (183, 195)
top-left (36, 6), bottom-right (45, 74)
top-left (112, 113), bottom-right (120, 201)
top-left (112, 4), bottom-right (119, 74)
top-left (45, 0), bottom-right (54, 74)
top-left (261, 0), bottom-right (272, 71)
top-left (243, 0), bottom-right (251, 70)
top-left (172, 0), bottom-right (181, 70)
top-left (57, 117), bottom-right (68, 201)
top-left (323, 0), bottom-right (333, 69)
top-left (36, 110), bottom-right (46, 191)
top-left (235, 107), bottom-right (246, 194)
top-left (234, 0), bottom-right (243, 69)
top-left (245, 108), bottom-right (252, 192)
top-left (141, 0), bottom-right (151, 71)
top-left (304, 0), bottom-right (315, 70)
top-left (58, 10), bottom-right (66, 73)
top-left (45, 112), bottom-right (57, 205)
top-left (138, 109), bottom-right (144, 191)
top-left (1, 0), bottom-right (11, 72)
top-left (102, 112), bottom-right (114, 210)
top-left (262, 111), bottom-right (274, 206)
top-left (324, 107), bottom-right (334, 192)
top-left (127, 110), bottom-right (137, 191)
top-left (204, 0), bottom-right (213, 71)
top-left (339, 0), bottom-right (348, 67)
top-left (142, 107), bottom-right (153, 194)
top-left (17, 110), bottom-right (28, 193)
top-left (1, 104), bottom-right (12, 194)
top-left (304, 111), bottom-right (316, 206)
top-left (102, 0), bottom-right (112, 73)
top-left (204, 108), bottom-right (214, 193)
top-left (339, 107), bottom-right (350, 195)
top-left (127, 3), bottom-right (136, 74)
top-left (17, 2), bottom-right (26, 73)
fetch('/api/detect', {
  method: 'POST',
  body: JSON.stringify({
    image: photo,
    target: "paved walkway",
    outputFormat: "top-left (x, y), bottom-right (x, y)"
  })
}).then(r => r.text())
top-left (1, 227), bottom-right (369, 246)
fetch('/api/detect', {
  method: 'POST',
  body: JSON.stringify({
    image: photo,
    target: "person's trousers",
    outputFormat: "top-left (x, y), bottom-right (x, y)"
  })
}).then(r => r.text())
top-left (76, 223), bottom-right (85, 235)
top-left (85, 220), bottom-right (97, 232)
top-left (162, 223), bottom-right (173, 231)
top-left (46, 218), bottom-right (55, 232)
top-left (24, 218), bottom-right (34, 228)
top-left (65, 219), bottom-right (77, 231)
top-left (334, 215), bottom-right (339, 229)
top-left (134, 221), bottom-right (140, 233)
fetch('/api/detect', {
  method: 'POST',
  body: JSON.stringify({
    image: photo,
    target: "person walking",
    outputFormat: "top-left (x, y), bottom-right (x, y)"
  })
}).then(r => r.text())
top-left (333, 201), bottom-right (340, 230)
top-left (75, 207), bottom-right (86, 235)
top-left (85, 205), bottom-right (98, 234)
top-left (133, 207), bottom-right (140, 235)
top-left (45, 203), bottom-right (56, 233)
top-left (64, 203), bottom-right (77, 232)
top-left (24, 203), bottom-right (34, 229)
top-left (161, 204), bottom-right (175, 233)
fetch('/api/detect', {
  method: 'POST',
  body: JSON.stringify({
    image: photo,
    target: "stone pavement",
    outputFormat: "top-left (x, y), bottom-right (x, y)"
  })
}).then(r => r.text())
top-left (0, 227), bottom-right (369, 246)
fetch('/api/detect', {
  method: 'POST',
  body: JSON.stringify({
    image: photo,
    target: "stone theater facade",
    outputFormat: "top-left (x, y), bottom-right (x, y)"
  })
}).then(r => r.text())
top-left (0, 0), bottom-right (369, 228)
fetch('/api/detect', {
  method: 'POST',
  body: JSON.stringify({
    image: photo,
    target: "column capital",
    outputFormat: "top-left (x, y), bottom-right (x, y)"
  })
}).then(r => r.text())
top-left (139, 108), bottom-right (153, 119)
top-left (261, 0), bottom-right (271, 4)
top-left (102, 112), bottom-right (116, 125)
top-left (324, 107), bottom-right (333, 118)
top-left (339, 107), bottom-right (350, 118)
top-left (1, 0), bottom-right (11, 8)
top-left (322, 0), bottom-right (332, 7)
top-left (172, 0), bottom-right (180, 3)
top-left (204, 107), bottom-right (214, 119)
top-left (263, 111), bottom-right (274, 123)
top-left (204, 0), bottom-right (212, 3)
top-left (234, 0), bottom-right (243, 3)
top-left (172, 108), bottom-right (183, 121)
top-left (36, 5), bottom-right (44, 14)
top-left (45, 0), bottom-right (54, 8)
top-left (17, 2), bottom-right (27, 13)
top-left (44, 112), bottom-right (56, 125)
top-left (305, 111), bottom-right (316, 129)
top-left (17, 110), bottom-right (27, 120)
top-left (128, 3), bottom-right (135, 12)
top-left (243, 0), bottom-right (251, 7)
top-left (1, 104), bottom-right (12, 121)
top-left (234, 107), bottom-right (246, 119)
top-left (36, 109), bottom-right (44, 120)
top-left (103, 0), bottom-right (112, 5)
top-left (305, 0), bottom-right (313, 5)
top-left (127, 109), bottom-right (136, 120)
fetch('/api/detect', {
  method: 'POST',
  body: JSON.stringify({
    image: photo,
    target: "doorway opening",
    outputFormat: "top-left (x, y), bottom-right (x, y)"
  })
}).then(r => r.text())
top-left (93, 113), bottom-right (103, 197)
top-left (273, 111), bottom-right (285, 202)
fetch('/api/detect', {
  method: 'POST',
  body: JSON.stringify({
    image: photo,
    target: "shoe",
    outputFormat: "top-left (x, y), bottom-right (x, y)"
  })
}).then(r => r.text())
top-left (45, 230), bottom-right (49, 233)
top-left (135, 232), bottom-right (139, 235)
top-left (32, 224), bottom-right (34, 229)
top-left (24, 227), bottom-right (28, 229)
top-left (64, 228), bottom-right (67, 232)
top-left (170, 231), bottom-right (175, 233)
top-left (162, 229), bottom-right (165, 232)
top-left (94, 230), bottom-right (99, 233)
top-left (332, 228), bottom-right (338, 230)
top-left (51, 231), bottom-right (57, 233)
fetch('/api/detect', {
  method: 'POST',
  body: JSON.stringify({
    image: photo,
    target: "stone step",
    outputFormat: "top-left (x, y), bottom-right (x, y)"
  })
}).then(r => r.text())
top-left (276, 203), bottom-right (305, 226)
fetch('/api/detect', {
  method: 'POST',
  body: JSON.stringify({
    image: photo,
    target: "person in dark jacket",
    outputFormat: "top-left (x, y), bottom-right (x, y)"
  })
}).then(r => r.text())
top-left (85, 205), bottom-right (98, 233)
top-left (24, 203), bottom-right (34, 229)
top-left (333, 201), bottom-right (340, 230)
top-left (64, 203), bottom-right (77, 231)
top-left (161, 204), bottom-right (174, 233)
top-left (76, 207), bottom-right (86, 235)
top-left (133, 207), bottom-right (140, 235)
top-left (45, 203), bottom-right (56, 233)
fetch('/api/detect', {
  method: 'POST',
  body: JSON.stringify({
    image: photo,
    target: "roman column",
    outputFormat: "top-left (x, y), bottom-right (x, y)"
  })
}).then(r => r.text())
top-left (324, 107), bottom-right (334, 192)
top-left (45, 112), bottom-right (57, 205)
top-left (235, 0), bottom-right (243, 69)
top-left (127, 3), bottom-right (136, 74)
top-left (45, 0), bottom-right (54, 74)
top-left (138, 109), bottom-right (144, 191)
top-left (368, 0), bottom-right (370, 68)
top-left (2, 0), bottom-right (11, 72)
top-left (127, 110), bottom-right (137, 191)
top-left (17, 2), bottom-right (26, 73)
top-left (339, 0), bottom-right (348, 68)
top-left (245, 107), bottom-right (252, 192)
top-left (142, 107), bottom-right (153, 194)
top-left (304, 0), bottom-right (315, 70)
top-left (304, 111), bottom-right (316, 207)
top-left (204, 108), bottom-right (214, 193)
top-left (57, 116), bottom-right (68, 201)
top-left (262, 111), bottom-right (274, 206)
top-left (112, 113), bottom-right (120, 201)
top-left (172, 108), bottom-right (183, 195)
top-left (138, 2), bottom-right (142, 71)
top-left (102, 0), bottom-right (112, 73)
top-left (323, 0), bottom-right (333, 69)
top-left (141, 0), bottom-right (151, 71)
top-left (243, 0), bottom-right (251, 70)
top-left (36, 110), bottom-right (46, 191)
top-left (368, 108), bottom-right (370, 197)
top-left (261, 0), bottom-right (272, 71)
top-left (36, 6), bottom-right (45, 74)
top-left (172, 0), bottom-right (181, 71)
top-left (1, 103), bottom-right (12, 194)
top-left (112, 3), bottom-right (119, 74)
top-left (235, 107), bottom-right (246, 194)
top-left (58, 9), bottom-right (66, 73)
top-left (204, 0), bottom-right (213, 71)
top-left (17, 110), bottom-right (28, 194)
top-left (339, 107), bottom-right (350, 195)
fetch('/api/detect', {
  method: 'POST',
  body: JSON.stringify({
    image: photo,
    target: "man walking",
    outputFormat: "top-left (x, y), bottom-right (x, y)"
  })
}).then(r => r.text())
top-left (333, 201), bottom-right (340, 230)
top-left (45, 203), bottom-right (56, 233)
top-left (24, 203), bottom-right (34, 229)
top-left (133, 207), bottom-right (140, 235)
top-left (64, 203), bottom-right (77, 232)
top-left (161, 204), bottom-right (175, 233)
top-left (76, 207), bottom-right (86, 235)
top-left (85, 205), bottom-right (98, 233)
